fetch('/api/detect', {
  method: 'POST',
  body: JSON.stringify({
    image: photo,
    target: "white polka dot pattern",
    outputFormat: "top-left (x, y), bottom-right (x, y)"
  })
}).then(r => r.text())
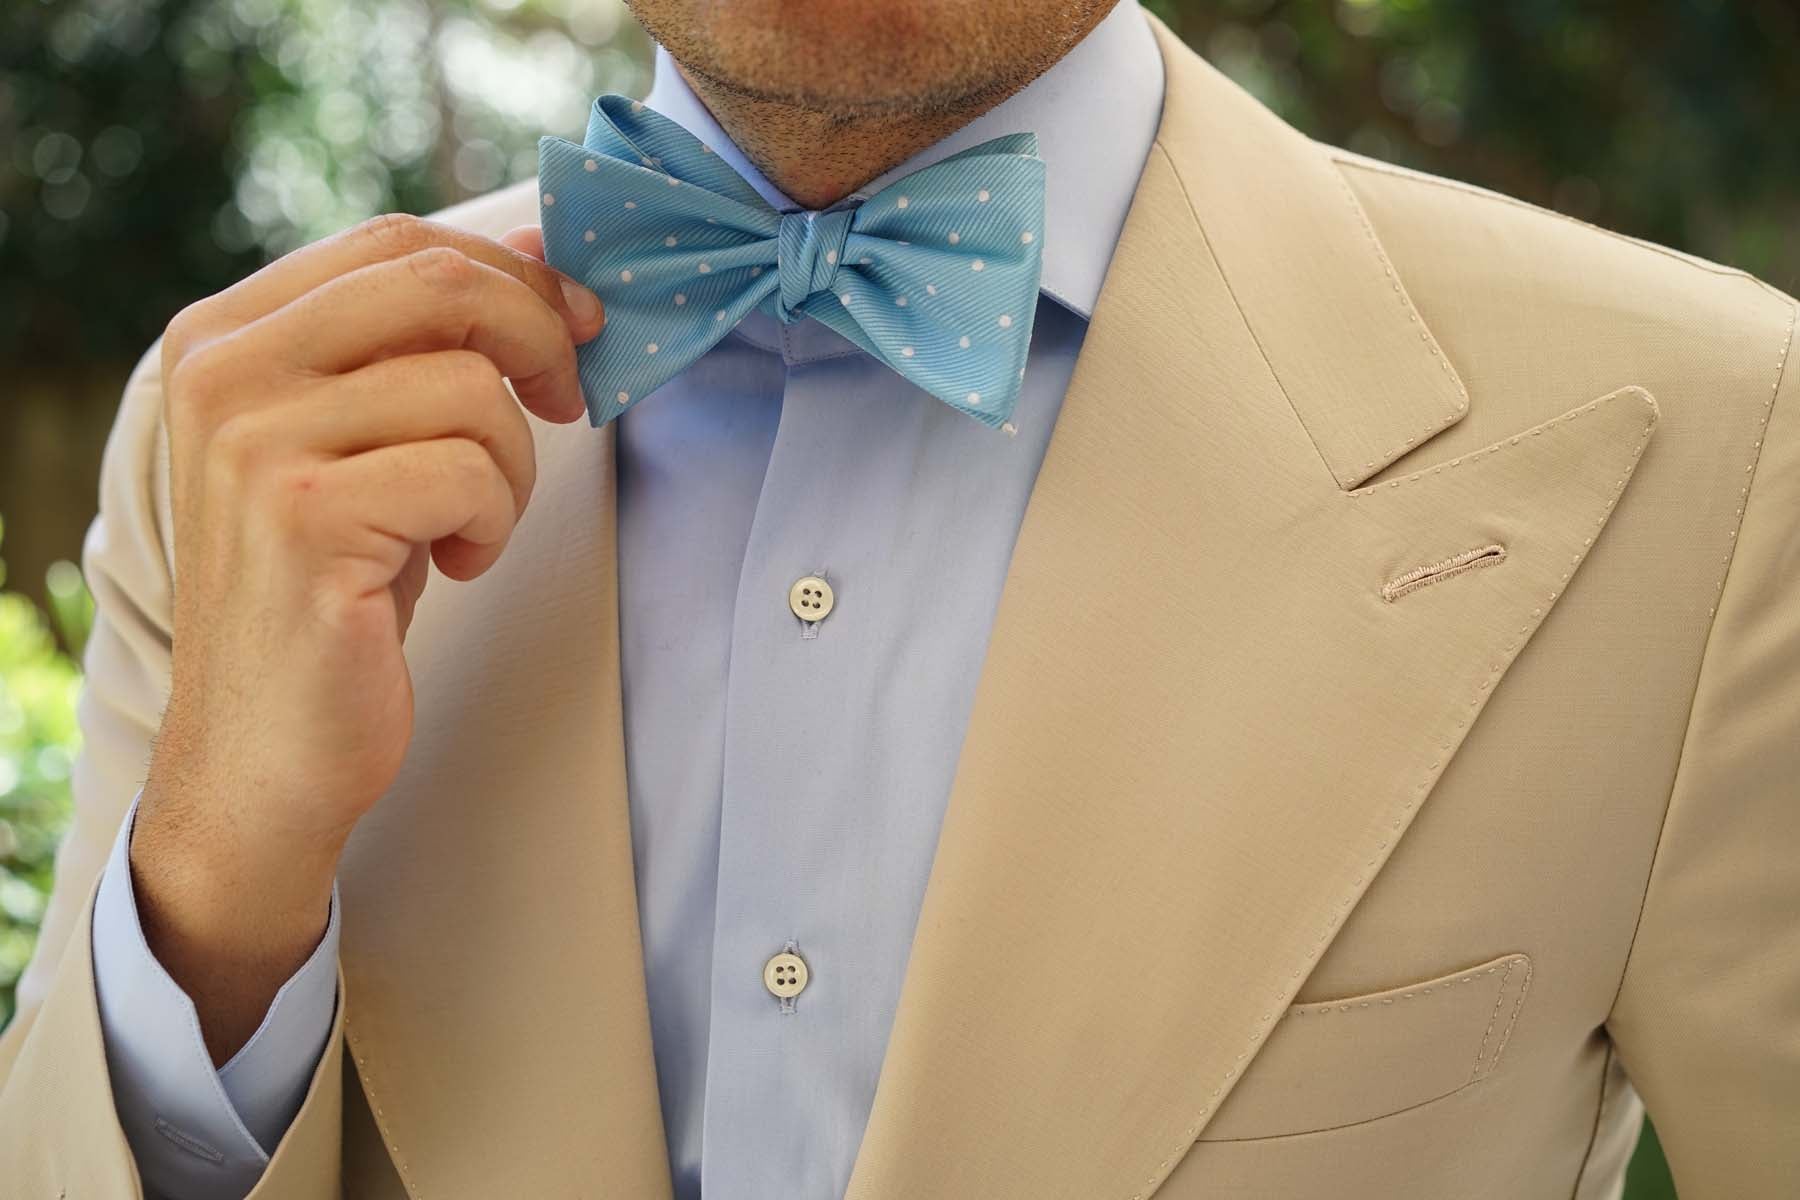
top-left (536, 95), bottom-right (1046, 430)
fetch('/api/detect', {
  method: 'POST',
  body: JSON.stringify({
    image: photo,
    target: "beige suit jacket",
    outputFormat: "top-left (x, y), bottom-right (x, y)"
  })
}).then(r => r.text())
top-left (3, 15), bottom-right (1797, 1199)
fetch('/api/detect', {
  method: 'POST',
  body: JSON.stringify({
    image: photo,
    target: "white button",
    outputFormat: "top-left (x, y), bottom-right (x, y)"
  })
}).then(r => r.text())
top-left (764, 951), bottom-right (809, 999)
top-left (788, 575), bottom-right (834, 622)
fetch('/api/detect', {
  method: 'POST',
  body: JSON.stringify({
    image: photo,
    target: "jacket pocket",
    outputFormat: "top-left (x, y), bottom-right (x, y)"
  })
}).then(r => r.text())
top-left (1197, 952), bottom-right (1532, 1142)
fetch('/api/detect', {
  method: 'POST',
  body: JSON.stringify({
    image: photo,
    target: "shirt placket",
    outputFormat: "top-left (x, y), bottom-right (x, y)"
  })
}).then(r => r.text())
top-left (701, 331), bottom-right (899, 1200)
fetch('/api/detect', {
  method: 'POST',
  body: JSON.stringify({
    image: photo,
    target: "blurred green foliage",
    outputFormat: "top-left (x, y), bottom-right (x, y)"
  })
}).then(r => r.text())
top-left (1, 0), bottom-right (649, 365)
top-left (1146, 0), bottom-right (1799, 294)
top-left (0, 516), bottom-right (90, 1028)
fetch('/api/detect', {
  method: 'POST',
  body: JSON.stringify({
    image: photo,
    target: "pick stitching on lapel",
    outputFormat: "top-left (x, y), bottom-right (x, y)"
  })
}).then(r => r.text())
top-left (842, 17), bottom-right (1658, 1200)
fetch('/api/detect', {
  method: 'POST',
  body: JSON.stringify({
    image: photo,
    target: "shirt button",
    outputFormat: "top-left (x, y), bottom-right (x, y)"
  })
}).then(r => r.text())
top-left (763, 950), bottom-right (809, 999)
top-left (788, 575), bottom-right (835, 622)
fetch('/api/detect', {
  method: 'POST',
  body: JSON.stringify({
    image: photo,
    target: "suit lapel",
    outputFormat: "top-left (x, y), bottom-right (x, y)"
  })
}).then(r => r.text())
top-left (325, 17), bottom-right (1658, 1200)
top-left (844, 16), bottom-right (1656, 1200)
top-left (336, 415), bottom-right (674, 1199)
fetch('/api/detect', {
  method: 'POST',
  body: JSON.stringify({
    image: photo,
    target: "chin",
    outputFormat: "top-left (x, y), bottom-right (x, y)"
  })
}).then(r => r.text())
top-left (628, 0), bottom-right (1076, 113)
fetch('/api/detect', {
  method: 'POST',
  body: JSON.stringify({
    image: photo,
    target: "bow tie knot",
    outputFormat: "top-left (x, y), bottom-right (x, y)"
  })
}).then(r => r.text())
top-left (776, 209), bottom-right (854, 324)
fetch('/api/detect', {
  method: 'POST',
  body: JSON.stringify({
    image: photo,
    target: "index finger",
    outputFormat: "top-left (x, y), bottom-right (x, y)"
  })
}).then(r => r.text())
top-left (207, 212), bottom-right (604, 342)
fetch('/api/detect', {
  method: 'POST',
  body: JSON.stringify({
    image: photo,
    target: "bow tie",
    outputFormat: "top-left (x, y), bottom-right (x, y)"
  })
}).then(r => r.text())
top-left (536, 97), bottom-right (1046, 429)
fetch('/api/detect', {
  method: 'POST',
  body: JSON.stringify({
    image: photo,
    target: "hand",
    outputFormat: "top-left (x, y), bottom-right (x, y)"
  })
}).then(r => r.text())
top-left (128, 215), bottom-right (598, 1061)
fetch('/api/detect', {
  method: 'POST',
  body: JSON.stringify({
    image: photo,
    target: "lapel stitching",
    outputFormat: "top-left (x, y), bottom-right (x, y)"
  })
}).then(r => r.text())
top-left (842, 15), bottom-right (1666, 1189)
top-left (1128, 386), bottom-right (1657, 1199)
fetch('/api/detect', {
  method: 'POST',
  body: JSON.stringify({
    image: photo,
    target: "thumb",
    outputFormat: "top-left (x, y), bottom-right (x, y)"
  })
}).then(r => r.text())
top-left (500, 224), bottom-right (546, 261)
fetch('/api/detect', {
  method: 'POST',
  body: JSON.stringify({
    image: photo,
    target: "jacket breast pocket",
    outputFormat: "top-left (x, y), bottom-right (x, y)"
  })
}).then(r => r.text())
top-left (1197, 952), bottom-right (1533, 1142)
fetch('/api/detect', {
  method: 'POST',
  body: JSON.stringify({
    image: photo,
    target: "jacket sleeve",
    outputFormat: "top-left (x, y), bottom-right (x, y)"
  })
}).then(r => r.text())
top-left (0, 336), bottom-right (347, 1199)
top-left (1605, 294), bottom-right (1800, 1198)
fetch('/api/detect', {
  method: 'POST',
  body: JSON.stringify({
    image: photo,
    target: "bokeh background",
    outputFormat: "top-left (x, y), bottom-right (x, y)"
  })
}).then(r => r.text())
top-left (4, 0), bottom-right (1798, 1192)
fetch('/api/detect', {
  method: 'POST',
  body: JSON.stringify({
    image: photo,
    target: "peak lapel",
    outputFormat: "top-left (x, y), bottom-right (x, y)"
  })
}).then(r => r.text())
top-left (1140, 16), bottom-right (1470, 489)
top-left (335, 419), bottom-right (674, 1199)
top-left (844, 18), bottom-right (1657, 1200)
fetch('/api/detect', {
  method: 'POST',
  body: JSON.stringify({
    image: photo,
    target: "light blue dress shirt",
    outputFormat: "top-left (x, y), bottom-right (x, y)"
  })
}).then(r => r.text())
top-left (88, 5), bottom-right (1163, 1196)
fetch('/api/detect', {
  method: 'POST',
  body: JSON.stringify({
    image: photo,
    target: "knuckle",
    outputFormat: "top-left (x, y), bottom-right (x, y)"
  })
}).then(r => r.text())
top-left (161, 300), bottom-right (227, 377)
top-left (443, 436), bottom-right (494, 485)
top-left (160, 305), bottom-right (202, 364)
top-left (205, 411), bottom-right (277, 476)
top-left (447, 439), bottom-right (512, 518)
top-left (164, 343), bottom-right (234, 421)
top-left (434, 354), bottom-right (535, 508)
top-left (358, 211), bottom-right (435, 258)
top-left (500, 438), bottom-right (537, 517)
top-left (406, 245), bottom-right (479, 292)
top-left (440, 348), bottom-right (504, 393)
top-left (513, 432), bottom-right (539, 504)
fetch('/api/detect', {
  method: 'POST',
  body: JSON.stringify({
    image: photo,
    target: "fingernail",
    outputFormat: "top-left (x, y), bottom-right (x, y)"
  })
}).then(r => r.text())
top-left (560, 278), bottom-right (603, 326)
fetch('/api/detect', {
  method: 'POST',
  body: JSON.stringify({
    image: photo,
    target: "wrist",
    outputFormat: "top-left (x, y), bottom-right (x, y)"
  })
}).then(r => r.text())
top-left (131, 779), bottom-right (340, 966)
top-left (128, 792), bottom-right (340, 1064)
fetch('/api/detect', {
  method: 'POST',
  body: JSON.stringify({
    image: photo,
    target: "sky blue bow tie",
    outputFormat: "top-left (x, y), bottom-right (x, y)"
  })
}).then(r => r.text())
top-left (537, 97), bottom-right (1047, 429)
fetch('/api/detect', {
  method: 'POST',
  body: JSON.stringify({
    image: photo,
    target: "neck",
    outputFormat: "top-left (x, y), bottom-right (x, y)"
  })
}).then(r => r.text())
top-left (667, 68), bottom-right (966, 209)
top-left (670, 7), bottom-right (1113, 210)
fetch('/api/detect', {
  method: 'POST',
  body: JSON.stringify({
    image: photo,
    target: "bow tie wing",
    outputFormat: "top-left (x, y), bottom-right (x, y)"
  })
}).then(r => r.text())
top-left (537, 97), bottom-right (781, 426)
top-left (801, 133), bottom-right (1047, 428)
top-left (579, 97), bottom-right (770, 207)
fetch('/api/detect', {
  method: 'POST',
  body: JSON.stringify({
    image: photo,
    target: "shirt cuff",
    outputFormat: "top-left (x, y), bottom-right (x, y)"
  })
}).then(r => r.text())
top-left (90, 789), bottom-right (340, 1200)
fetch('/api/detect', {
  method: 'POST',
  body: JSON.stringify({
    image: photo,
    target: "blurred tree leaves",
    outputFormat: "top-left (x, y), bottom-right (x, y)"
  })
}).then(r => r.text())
top-left (1, 0), bottom-right (261, 366)
top-left (1147, 0), bottom-right (1799, 295)
top-left (0, 0), bottom-right (649, 367)
top-left (0, 516), bottom-right (87, 1027)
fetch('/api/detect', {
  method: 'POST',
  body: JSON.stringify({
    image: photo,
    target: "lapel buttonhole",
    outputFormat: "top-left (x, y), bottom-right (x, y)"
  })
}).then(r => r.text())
top-left (1382, 543), bottom-right (1509, 603)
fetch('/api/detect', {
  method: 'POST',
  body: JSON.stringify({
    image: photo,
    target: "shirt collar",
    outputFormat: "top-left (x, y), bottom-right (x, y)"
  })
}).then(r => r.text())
top-left (639, 0), bottom-right (1163, 324)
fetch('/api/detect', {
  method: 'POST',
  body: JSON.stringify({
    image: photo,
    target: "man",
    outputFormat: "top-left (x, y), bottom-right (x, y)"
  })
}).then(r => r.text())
top-left (1, 0), bottom-right (1795, 1195)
